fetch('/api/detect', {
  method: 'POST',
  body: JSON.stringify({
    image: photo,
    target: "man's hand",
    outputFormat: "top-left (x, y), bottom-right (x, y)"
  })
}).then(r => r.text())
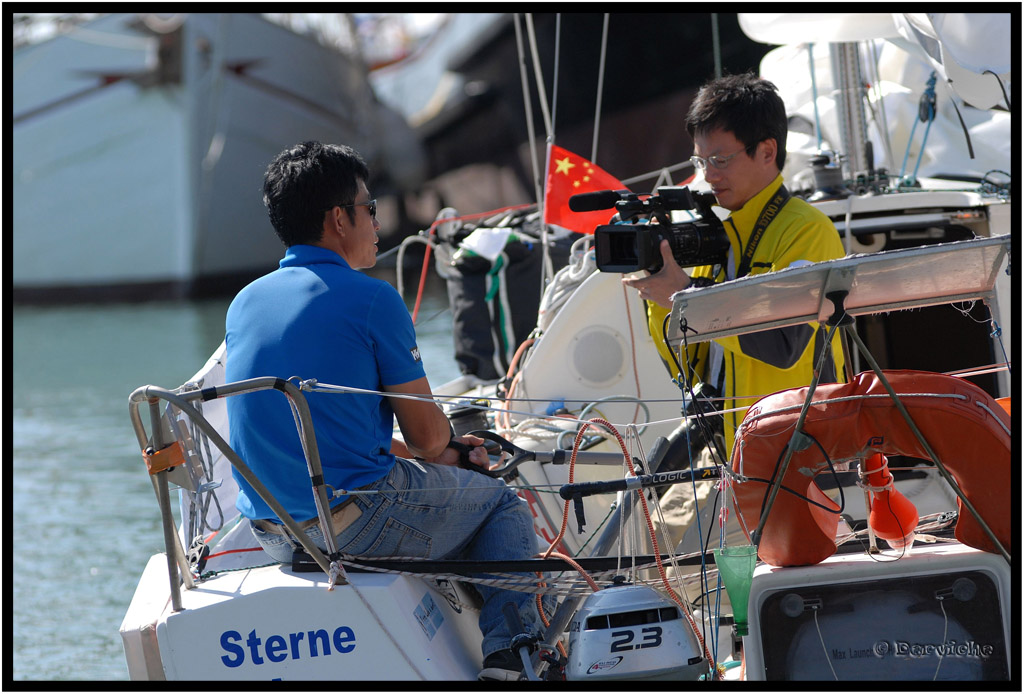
top-left (424, 434), bottom-right (492, 470)
top-left (621, 240), bottom-right (692, 308)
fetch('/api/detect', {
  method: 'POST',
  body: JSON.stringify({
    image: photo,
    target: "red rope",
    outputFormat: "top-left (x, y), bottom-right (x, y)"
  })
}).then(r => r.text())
top-left (428, 203), bottom-right (533, 232)
top-left (411, 240), bottom-right (432, 325)
top-left (205, 546), bottom-right (265, 560)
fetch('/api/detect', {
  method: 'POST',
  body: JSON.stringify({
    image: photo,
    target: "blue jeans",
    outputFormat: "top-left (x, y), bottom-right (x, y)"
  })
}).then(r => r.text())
top-left (249, 457), bottom-right (553, 658)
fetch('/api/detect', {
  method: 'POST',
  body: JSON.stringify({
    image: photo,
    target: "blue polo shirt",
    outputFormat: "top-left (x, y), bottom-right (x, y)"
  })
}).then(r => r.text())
top-left (225, 244), bottom-right (426, 521)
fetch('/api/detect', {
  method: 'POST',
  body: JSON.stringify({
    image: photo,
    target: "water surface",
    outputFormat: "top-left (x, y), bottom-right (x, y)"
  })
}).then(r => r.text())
top-left (12, 279), bottom-right (458, 680)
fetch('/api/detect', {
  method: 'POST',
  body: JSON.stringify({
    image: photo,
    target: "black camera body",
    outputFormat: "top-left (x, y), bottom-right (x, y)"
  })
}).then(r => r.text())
top-left (583, 186), bottom-right (729, 273)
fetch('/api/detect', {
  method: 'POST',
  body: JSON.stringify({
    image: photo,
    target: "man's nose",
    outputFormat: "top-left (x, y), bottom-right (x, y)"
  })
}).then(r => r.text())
top-left (703, 166), bottom-right (723, 183)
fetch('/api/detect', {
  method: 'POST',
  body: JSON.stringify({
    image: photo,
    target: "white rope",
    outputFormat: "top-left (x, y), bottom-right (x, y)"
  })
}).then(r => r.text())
top-left (522, 13), bottom-right (557, 300)
top-left (591, 13), bottom-right (610, 163)
top-left (512, 14), bottom-right (544, 209)
top-left (301, 378), bottom-right (1003, 459)
top-left (974, 400), bottom-right (1011, 437)
top-left (814, 608), bottom-right (840, 680)
top-left (524, 14), bottom-right (553, 140)
top-left (932, 598), bottom-right (950, 681)
top-left (336, 553), bottom-right (681, 596)
top-left (550, 13), bottom-right (562, 139)
top-left (394, 233), bottom-right (434, 300)
top-left (303, 380), bottom-right (684, 433)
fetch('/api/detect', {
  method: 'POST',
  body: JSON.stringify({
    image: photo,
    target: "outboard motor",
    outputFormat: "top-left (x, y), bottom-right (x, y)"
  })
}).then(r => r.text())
top-left (566, 585), bottom-right (708, 681)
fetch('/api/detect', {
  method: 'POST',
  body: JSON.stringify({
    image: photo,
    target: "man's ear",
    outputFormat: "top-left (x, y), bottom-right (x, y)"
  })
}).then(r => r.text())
top-left (758, 138), bottom-right (778, 167)
top-left (322, 206), bottom-right (342, 239)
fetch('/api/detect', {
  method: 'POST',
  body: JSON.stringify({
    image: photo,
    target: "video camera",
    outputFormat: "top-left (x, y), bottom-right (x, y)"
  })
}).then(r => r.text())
top-left (570, 187), bottom-right (729, 273)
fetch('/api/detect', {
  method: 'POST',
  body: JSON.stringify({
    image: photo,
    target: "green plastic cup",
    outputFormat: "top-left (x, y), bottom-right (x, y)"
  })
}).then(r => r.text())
top-left (712, 545), bottom-right (757, 636)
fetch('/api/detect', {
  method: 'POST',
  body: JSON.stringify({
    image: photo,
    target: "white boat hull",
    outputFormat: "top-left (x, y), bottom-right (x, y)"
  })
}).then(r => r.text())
top-left (121, 553), bottom-right (485, 680)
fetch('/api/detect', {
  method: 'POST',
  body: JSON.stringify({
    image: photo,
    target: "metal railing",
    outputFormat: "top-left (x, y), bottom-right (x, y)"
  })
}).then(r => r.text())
top-left (128, 378), bottom-right (342, 611)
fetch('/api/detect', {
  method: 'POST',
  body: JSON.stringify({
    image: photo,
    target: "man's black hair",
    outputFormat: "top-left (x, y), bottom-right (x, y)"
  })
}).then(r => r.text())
top-left (262, 141), bottom-right (370, 247)
top-left (686, 73), bottom-right (788, 170)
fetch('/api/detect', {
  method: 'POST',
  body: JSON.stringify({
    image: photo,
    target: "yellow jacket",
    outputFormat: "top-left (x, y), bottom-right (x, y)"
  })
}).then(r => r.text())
top-left (647, 174), bottom-right (846, 455)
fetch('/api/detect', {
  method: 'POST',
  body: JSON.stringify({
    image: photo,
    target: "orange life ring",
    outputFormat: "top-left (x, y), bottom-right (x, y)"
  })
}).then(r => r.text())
top-left (730, 370), bottom-right (1011, 567)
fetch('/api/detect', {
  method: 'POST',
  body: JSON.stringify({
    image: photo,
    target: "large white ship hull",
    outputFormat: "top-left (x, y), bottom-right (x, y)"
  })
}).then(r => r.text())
top-left (13, 13), bottom-right (423, 301)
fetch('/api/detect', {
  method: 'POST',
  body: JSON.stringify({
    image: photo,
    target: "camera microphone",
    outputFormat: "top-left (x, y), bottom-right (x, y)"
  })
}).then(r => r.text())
top-left (568, 189), bottom-right (623, 212)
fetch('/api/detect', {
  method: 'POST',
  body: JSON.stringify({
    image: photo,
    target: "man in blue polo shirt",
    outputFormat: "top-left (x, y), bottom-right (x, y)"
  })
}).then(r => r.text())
top-left (225, 141), bottom-right (545, 680)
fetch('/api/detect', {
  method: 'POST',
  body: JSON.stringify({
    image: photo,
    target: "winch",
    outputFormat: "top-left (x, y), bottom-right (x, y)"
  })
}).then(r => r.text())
top-left (566, 585), bottom-right (708, 681)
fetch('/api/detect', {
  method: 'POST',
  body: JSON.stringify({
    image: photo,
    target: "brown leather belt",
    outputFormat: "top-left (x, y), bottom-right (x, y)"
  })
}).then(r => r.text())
top-left (252, 495), bottom-right (363, 537)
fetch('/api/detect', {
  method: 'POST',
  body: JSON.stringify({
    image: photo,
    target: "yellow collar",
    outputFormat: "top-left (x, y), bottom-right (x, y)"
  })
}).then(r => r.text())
top-left (725, 173), bottom-right (786, 242)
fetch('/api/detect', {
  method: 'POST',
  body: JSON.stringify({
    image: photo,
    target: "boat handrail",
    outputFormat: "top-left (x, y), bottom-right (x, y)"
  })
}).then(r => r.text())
top-left (128, 377), bottom-right (344, 610)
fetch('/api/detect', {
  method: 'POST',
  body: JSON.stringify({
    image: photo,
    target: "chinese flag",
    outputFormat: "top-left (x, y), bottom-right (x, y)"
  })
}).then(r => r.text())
top-left (543, 144), bottom-right (629, 234)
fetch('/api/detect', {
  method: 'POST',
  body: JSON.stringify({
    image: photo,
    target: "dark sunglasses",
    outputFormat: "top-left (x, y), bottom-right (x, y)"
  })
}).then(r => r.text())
top-left (342, 199), bottom-right (378, 219)
top-left (327, 199), bottom-right (377, 218)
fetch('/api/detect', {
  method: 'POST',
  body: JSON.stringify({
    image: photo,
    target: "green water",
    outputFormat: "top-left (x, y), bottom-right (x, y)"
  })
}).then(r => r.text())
top-left (11, 282), bottom-right (459, 681)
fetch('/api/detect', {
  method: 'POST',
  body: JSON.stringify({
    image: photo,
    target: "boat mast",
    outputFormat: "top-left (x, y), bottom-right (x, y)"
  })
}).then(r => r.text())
top-left (830, 41), bottom-right (871, 179)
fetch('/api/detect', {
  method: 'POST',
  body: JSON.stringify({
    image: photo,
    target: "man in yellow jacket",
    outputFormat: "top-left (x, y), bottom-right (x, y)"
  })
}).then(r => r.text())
top-left (625, 73), bottom-right (846, 461)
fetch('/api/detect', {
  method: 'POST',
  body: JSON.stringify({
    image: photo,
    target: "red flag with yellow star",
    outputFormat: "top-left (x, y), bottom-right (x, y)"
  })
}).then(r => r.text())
top-left (543, 144), bottom-right (629, 234)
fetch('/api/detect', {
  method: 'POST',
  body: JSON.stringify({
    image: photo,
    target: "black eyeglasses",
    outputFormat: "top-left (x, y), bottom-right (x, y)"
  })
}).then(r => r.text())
top-left (328, 199), bottom-right (377, 218)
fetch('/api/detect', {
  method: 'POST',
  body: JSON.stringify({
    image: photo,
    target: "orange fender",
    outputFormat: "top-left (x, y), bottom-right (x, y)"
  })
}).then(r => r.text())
top-left (731, 370), bottom-right (1011, 567)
